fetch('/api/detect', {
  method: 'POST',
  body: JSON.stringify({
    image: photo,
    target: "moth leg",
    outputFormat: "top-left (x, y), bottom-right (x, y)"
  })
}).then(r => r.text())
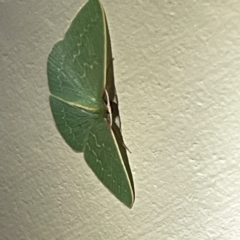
top-left (104, 89), bottom-right (112, 126)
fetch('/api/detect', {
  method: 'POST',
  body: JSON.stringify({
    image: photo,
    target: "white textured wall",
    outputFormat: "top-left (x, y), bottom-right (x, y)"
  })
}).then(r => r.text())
top-left (1, 0), bottom-right (240, 239)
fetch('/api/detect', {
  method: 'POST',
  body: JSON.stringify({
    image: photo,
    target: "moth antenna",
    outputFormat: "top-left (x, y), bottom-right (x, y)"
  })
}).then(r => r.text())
top-left (104, 89), bottom-right (112, 126)
top-left (122, 142), bottom-right (132, 153)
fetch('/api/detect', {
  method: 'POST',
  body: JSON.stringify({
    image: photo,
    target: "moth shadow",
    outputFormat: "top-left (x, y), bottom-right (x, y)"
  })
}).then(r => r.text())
top-left (105, 19), bottom-right (135, 197)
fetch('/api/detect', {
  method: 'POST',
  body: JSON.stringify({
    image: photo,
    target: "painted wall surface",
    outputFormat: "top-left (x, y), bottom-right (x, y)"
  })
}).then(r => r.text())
top-left (1, 0), bottom-right (240, 239)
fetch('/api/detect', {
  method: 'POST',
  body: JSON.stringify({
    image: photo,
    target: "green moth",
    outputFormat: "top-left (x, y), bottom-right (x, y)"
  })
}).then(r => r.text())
top-left (47, 0), bottom-right (135, 207)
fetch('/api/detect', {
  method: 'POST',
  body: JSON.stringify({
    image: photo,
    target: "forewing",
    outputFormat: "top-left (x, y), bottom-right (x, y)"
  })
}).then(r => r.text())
top-left (49, 96), bottom-right (98, 152)
top-left (47, 0), bottom-right (106, 110)
top-left (84, 117), bottom-right (134, 207)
